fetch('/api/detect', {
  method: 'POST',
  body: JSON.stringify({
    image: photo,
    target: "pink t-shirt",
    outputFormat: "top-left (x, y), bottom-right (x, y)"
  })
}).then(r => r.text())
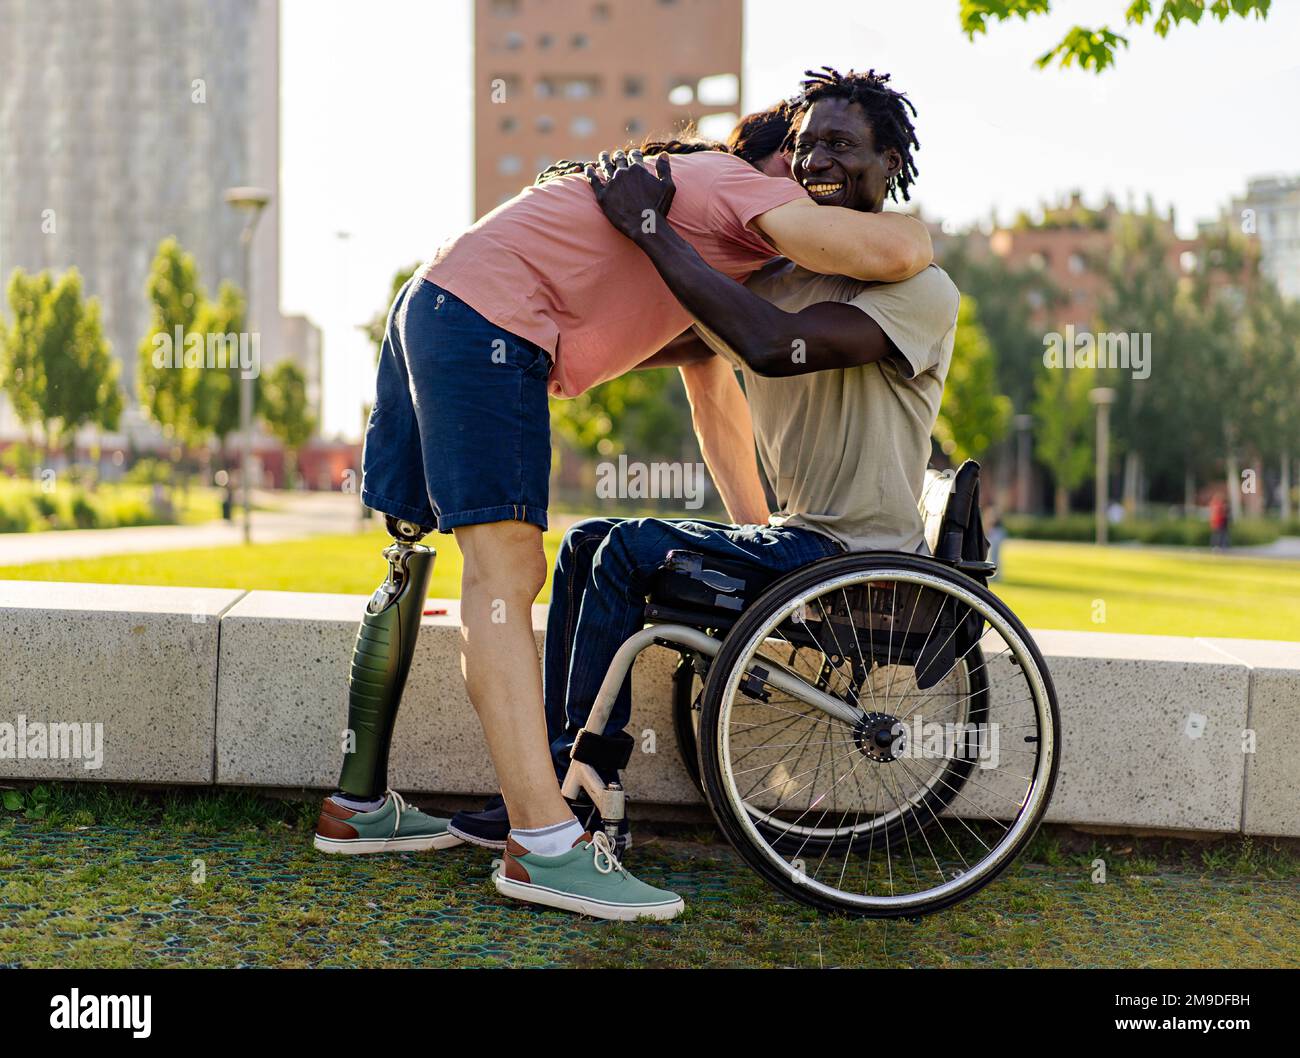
top-left (422, 151), bottom-right (808, 398)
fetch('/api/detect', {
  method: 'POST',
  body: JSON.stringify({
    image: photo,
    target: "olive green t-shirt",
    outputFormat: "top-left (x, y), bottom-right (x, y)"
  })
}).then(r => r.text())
top-left (694, 261), bottom-right (960, 554)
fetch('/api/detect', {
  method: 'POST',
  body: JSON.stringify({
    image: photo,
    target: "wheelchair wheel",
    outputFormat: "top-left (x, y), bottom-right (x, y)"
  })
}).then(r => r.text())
top-left (671, 653), bottom-right (705, 793)
top-left (696, 553), bottom-right (1059, 918)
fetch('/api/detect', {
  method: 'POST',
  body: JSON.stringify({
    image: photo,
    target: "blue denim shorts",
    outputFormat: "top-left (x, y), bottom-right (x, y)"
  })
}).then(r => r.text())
top-left (361, 277), bottom-right (552, 533)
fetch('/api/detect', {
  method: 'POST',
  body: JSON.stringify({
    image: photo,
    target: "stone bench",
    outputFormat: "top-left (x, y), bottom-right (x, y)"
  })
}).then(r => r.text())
top-left (0, 581), bottom-right (244, 783)
top-left (2, 582), bottom-right (1296, 837)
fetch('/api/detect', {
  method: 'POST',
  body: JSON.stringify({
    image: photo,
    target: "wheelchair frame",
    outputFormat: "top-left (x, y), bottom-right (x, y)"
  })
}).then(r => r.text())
top-left (561, 551), bottom-right (996, 837)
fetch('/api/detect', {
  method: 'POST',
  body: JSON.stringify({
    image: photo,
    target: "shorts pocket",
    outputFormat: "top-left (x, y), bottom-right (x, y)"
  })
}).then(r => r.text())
top-left (508, 339), bottom-right (552, 379)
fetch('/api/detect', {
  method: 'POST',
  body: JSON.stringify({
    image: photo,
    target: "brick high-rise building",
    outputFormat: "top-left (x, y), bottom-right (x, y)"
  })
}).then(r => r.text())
top-left (474, 0), bottom-right (743, 218)
top-left (986, 193), bottom-right (1199, 330)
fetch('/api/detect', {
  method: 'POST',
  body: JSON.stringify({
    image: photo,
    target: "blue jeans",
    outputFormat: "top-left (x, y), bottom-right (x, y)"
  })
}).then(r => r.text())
top-left (361, 277), bottom-right (553, 533)
top-left (544, 516), bottom-right (843, 776)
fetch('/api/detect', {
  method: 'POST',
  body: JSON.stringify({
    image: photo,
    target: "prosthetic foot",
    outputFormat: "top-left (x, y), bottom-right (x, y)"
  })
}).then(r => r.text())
top-left (335, 516), bottom-right (436, 800)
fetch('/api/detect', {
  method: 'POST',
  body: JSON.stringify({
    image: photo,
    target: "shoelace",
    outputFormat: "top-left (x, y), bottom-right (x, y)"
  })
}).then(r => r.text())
top-left (386, 789), bottom-right (408, 838)
top-left (590, 831), bottom-right (626, 876)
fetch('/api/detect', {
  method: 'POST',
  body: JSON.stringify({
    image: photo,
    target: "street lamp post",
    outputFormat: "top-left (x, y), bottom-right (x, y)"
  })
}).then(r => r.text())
top-left (224, 186), bottom-right (271, 545)
top-left (1013, 413), bottom-right (1034, 514)
top-left (1089, 387), bottom-right (1116, 546)
top-left (336, 230), bottom-right (367, 531)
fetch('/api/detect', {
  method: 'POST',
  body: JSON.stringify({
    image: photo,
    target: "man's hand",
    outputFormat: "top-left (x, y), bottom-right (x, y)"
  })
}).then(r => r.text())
top-left (585, 149), bottom-right (675, 243)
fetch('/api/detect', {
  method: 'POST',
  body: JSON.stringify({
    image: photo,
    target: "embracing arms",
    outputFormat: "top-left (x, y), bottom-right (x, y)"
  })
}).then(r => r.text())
top-left (588, 153), bottom-right (909, 378)
top-left (752, 195), bottom-right (931, 283)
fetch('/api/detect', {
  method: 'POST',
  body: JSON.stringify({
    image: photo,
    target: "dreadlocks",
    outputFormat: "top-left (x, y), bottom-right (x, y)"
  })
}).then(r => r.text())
top-left (534, 134), bottom-right (726, 185)
top-left (787, 67), bottom-right (920, 202)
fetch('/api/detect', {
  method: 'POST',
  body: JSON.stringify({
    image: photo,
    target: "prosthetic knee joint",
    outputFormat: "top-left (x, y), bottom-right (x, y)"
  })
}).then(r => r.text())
top-left (336, 516), bottom-right (436, 799)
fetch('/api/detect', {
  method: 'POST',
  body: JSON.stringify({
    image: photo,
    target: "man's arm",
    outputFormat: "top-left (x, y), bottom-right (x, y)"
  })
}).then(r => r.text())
top-left (678, 351), bottom-right (770, 526)
top-left (588, 155), bottom-right (902, 378)
top-left (752, 196), bottom-right (932, 283)
top-left (632, 328), bottom-right (715, 370)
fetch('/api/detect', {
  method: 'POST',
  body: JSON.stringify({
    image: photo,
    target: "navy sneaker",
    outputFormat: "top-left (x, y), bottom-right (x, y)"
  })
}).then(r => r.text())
top-left (449, 791), bottom-right (631, 855)
top-left (448, 794), bottom-right (510, 849)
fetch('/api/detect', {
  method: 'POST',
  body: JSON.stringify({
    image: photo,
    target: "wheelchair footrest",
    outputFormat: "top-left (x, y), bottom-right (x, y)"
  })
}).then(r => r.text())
top-left (571, 728), bottom-right (635, 772)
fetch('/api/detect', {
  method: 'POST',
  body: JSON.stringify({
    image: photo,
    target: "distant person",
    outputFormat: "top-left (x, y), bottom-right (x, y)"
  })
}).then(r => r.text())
top-left (215, 469), bottom-right (234, 522)
top-left (1209, 494), bottom-right (1231, 551)
top-left (985, 502), bottom-right (1006, 577)
top-left (149, 481), bottom-right (173, 522)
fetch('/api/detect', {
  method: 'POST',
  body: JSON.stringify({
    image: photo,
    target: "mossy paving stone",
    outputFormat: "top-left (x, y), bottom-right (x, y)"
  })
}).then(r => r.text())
top-left (2, 810), bottom-right (1298, 968)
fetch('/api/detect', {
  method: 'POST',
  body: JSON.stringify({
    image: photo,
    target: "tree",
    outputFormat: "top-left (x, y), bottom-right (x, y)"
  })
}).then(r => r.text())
top-left (961, 0), bottom-right (1271, 72)
top-left (191, 280), bottom-right (252, 469)
top-left (1095, 213), bottom-right (1201, 509)
top-left (1, 268), bottom-right (120, 472)
top-left (1, 269), bottom-right (54, 446)
top-left (137, 237), bottom-right (205, 449)
top-left (940, 238), bottom-right (1058, 415)
top-left (551, 368), bottom-right (694, 464)
top-left (365, 263), bottom-right (422, 362)
top-left (35, 269), bottom-right (121, 464)
top-left (934, 296), bottom-right (1013, 463)
top-left (1033, 364), bottom-right (1095, 516)
top-left (1234, 281), bottom-right (1300, 518)
top-left (261, 360), bottom-right (316, 488)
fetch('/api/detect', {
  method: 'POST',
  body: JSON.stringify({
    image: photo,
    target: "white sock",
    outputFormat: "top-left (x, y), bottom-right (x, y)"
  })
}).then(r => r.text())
top-left (510, 817), bottom-right (584, 857)
top-left (331, 792), bottom-right (387, 813)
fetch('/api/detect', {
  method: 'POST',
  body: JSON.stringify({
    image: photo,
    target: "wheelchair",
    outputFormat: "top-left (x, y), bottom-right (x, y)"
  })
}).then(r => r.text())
top-left (561, 461), bottom-right (1061, 918)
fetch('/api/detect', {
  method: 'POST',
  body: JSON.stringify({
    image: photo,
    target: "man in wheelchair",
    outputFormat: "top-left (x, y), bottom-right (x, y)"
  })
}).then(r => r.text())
top-left (450, 68), bottom-right (962, 852)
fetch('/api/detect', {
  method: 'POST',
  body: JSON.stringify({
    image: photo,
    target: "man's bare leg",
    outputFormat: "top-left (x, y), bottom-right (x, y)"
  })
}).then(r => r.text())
top-left (455, 520), bottom-right (572, 830)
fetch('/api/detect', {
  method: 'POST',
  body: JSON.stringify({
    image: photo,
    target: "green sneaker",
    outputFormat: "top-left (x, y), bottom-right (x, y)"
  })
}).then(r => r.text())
top-left (313, 790), bottom-right (463, 854)
top-left (493, 831), bottom-right (684, 921)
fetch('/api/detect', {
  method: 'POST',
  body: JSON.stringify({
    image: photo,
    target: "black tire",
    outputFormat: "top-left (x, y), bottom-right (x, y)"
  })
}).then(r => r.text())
top-left (697, 552), bottom-right (1060, 919)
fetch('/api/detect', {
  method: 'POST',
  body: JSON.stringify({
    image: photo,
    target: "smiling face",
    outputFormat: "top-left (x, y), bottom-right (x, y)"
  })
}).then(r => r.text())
top-left (791, 97), bottom-right (901, 213)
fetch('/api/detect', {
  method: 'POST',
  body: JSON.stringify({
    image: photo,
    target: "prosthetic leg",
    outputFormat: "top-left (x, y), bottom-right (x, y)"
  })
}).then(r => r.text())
top-left (336, 516), bottom-right (436, 799)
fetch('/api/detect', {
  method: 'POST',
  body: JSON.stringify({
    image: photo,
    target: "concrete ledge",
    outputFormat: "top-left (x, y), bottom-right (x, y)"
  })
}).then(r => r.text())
top-left (214, 591), bottom-right (696, 800)
top-left (7, 579), bottom-right (1298, 838)
top-left (1203, 638), bottom-right (1300, 838)
top-left (1026, 631), bottom-right (1248, 833)
top-left (216, 592), bottom-right (505, 793)
top-left (0, 581), bottom-right (244, 783)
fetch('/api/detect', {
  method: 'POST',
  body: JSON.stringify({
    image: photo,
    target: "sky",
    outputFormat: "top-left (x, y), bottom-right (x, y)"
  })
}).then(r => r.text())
top-left (280, 0), bottom-right (1300, 440)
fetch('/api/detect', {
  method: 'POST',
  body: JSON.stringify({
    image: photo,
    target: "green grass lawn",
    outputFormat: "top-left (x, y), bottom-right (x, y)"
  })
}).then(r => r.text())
top-left (2, 786), bottom-right (1297, 968)
top-left (993, 540), bottom-right (1300, 640)
top-left (0, 528), bottom-right (562, 601)
top-left (1, 532), bottom-right (1297, 639)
